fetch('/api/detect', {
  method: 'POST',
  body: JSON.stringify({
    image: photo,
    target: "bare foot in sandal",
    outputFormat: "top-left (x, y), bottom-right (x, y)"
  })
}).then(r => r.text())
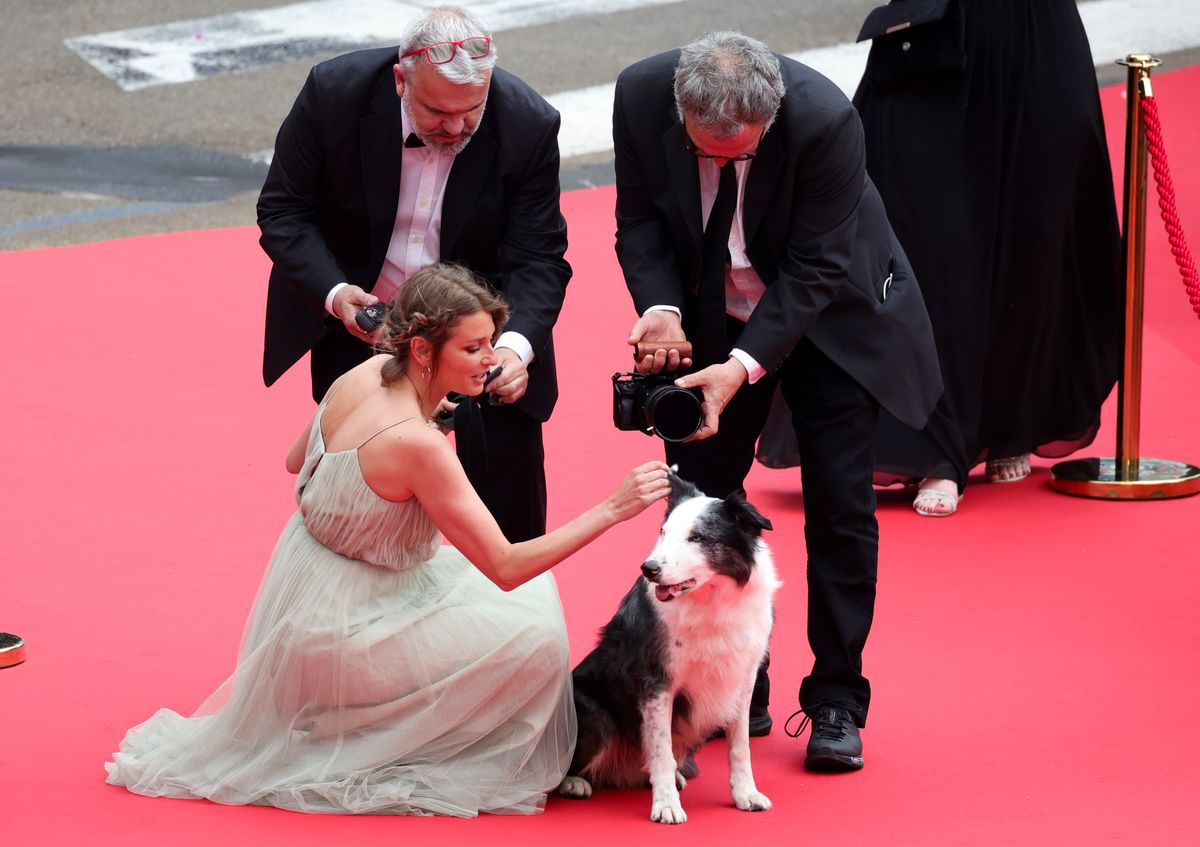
top-left (913, 478), bottom-right (960, 517)
top-left (986, 454), bottom-right (1030, 483)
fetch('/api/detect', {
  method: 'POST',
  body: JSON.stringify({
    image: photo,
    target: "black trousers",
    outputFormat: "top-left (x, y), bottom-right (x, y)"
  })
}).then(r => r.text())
top-left (311, 327), bottom-right (548, 543)
top-left (664, 335), bottom-right (880, 726)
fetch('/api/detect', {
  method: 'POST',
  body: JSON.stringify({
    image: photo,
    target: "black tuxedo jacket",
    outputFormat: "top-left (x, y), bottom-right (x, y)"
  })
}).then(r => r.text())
top-left (257, 47), bottom-right (570, 421)
top-left (614, 51), bottom-right (941, 429)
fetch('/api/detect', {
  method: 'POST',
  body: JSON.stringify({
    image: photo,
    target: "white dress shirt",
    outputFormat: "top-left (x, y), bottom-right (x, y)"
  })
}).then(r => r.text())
top-left (324, 110), bottom-right (533, 364)
top-left (647, 157), bottom-right (767, 383)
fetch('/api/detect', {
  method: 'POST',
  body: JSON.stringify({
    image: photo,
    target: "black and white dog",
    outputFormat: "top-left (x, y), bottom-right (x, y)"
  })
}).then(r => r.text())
top-left (558, 472), bottom-right (780, 824)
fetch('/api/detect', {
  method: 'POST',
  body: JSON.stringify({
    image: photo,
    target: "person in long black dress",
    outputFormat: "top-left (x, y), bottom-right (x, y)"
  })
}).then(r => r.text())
top-left (852, 0), bottom-right (1122, 515)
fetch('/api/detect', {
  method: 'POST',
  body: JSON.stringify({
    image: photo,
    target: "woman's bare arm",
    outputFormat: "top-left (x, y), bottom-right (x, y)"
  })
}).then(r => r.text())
top-left (387, 428), bottom-right (670, 590)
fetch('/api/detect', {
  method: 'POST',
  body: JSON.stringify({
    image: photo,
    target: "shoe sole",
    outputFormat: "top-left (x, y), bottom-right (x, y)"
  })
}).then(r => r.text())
top-left (0, 641), bottom-right (25, 669)
top-left (804, 752), bottom-right (864, 772)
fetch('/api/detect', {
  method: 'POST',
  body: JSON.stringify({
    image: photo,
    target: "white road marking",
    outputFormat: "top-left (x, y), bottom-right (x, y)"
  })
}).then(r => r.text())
top-left (69, 0), bottom-right (1198, 161)
top-left (553, 0), bottom-right (1200, 158)
top-left (65, 0), bottom-right (688, 91)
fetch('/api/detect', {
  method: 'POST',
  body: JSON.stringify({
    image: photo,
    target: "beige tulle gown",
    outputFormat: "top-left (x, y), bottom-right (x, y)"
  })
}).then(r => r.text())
top-left (106, 405), bottom-right (576, 815)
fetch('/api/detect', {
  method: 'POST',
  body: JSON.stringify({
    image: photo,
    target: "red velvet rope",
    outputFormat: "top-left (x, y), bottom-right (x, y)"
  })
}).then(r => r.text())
top-left (1141, 94), bottom-right (1200, 320)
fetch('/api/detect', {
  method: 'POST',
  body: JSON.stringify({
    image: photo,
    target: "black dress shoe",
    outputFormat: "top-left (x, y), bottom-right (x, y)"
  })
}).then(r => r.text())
top-left (748, 704), bottom-right (773, 737)
top-left (795, 706), bottom-right (863, 771)
top-left (707, 705), bottom-right (772, 741)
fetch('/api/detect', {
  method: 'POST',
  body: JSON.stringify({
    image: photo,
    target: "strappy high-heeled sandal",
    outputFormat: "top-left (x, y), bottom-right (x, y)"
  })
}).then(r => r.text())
top-left (986, 454), bottom-right (1031, 483)
top-left (912, 478), bottom-right (961, 517)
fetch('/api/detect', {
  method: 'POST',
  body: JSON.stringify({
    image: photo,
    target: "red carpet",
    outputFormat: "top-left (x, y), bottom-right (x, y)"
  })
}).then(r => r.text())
top-left (3, 68), bottom-right (1199, 845)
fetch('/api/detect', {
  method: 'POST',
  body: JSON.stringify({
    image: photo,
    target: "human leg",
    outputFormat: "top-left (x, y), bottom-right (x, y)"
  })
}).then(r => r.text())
top-left (782, 341), bottom-right (879, 767)
top-left (665, 364), bottom-right (778, 734)
top-left (464, 402), bottom-right (547, 543)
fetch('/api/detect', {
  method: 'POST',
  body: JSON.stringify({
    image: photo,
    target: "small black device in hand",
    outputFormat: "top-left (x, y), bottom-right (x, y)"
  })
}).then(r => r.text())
top-left (355, 302), bottom-right (388, 333)
top-left (612, 371), bottom-right (703, 442)
top-left (435, 367), bottom-right (505, 429)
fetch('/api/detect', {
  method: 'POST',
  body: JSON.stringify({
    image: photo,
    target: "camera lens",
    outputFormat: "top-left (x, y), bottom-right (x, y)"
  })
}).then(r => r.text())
top-left (644, 385), bottom-right (703, 442)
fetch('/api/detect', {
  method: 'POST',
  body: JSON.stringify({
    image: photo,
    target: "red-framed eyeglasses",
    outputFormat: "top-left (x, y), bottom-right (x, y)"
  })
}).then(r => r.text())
top-left (401, 36), bottom-right (493, 65)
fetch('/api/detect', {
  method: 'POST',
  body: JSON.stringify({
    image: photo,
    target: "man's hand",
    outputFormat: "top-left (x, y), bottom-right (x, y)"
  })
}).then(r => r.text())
top-left (486, 348), bottom-right (529, 404)
top-left (628, 311), bottom-right (693, 374)
top-left (331, 285), bottom-right (381, 344)
top-left (674, 358), bottom-right (748, 441)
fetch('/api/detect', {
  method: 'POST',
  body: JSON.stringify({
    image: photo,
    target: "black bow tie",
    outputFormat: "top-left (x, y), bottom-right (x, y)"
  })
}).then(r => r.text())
top-left (404, 133), bottom-right (425, 149)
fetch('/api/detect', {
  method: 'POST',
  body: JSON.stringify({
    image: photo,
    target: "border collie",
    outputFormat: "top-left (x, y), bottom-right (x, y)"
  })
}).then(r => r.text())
top-left (558, 472), bottom-right (780, 824)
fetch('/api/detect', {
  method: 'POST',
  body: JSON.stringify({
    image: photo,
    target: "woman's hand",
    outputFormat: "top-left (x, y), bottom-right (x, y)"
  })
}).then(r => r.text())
top-left (607, 461), bottom-right (673, 522)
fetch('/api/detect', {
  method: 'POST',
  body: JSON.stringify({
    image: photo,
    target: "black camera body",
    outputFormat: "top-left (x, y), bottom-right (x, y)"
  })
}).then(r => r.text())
top-left (612, 372), bottom-right (704, 442)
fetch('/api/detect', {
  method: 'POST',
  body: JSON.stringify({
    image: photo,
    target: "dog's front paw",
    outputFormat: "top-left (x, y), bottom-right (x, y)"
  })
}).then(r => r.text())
top-left (556, 776), bottom-right (593, 799)
top-left (650, 799), bottom-right (688, 824)
top-left (732, 789), bottom-right (772, 812)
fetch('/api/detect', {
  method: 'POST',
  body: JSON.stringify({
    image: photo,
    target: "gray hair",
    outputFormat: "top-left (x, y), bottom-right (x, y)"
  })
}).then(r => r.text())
top-left (397, 5), bottom-right (497, 85)
top-left (674, 32), bottom-right (784, 138)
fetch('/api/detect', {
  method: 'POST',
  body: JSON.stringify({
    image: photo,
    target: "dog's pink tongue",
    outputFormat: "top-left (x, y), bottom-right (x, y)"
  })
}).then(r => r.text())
top-left (655, 584), bottom-right (676, 602)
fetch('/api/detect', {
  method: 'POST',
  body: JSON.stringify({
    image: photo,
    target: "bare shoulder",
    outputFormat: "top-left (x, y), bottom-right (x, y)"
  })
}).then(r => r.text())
top-left (358, 416), bottom-right (458, 500)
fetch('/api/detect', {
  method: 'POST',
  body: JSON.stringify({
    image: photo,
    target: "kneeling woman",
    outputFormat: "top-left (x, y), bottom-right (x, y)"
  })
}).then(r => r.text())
top-left (106, 264), bottom-right (670, 816)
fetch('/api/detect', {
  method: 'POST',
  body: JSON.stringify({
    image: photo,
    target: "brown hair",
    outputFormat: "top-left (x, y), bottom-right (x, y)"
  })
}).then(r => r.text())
top-left (377, 264), bottom-right (509, 386)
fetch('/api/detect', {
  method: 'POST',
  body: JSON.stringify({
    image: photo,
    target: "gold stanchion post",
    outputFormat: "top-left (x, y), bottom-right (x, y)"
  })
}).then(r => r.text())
top-left (1050, 54), bottom-right (1200, 499)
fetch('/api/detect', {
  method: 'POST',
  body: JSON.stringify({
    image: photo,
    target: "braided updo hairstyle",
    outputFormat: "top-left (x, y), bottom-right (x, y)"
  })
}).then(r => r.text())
top-left (377, 264), bottom-right (509, 387)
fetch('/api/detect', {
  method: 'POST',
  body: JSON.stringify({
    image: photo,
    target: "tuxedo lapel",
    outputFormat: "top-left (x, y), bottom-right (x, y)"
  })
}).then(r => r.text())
top-left (360, 75), bottom-right (404, 271)
top-left (441, 121), bottom-right (498, 256)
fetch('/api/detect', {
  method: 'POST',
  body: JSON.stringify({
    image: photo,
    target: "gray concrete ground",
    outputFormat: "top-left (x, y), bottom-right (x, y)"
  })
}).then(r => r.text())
top-left (1, 1), bottom-right (1196, 251)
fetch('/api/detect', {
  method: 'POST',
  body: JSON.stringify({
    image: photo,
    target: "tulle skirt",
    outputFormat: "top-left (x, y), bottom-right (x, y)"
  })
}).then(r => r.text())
top-left (106, 515), bottom-right (576, 816)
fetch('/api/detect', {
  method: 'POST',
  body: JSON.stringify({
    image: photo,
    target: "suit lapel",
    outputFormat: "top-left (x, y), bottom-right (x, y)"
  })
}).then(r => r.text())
top-left (360, 74), bottom-right (404, 270)
top-left (662, 120), bottom-right (703, 252)
top-left (442, 117), bottom-right (498, 256)
top-left (742, 122), bottom-right (784, 249)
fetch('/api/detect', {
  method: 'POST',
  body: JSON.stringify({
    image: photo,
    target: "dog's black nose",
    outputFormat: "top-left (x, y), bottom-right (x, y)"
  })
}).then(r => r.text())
top-left (641, 561), bottom-right (661, 581)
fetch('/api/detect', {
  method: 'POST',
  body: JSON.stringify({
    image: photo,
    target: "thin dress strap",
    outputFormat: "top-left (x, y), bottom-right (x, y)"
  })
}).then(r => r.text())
top-left (357, 416), bottom-right (427, 450)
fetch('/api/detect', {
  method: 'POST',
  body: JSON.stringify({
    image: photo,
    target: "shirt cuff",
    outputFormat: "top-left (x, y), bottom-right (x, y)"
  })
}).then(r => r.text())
top-left (324, 282), bottom-right (350, 316)
top-left (496, 331), bottom-right (534, 366)
top-left (730, 348), bottom-right (766, 384)
top-left (645, 304), bottom-right (682, 317)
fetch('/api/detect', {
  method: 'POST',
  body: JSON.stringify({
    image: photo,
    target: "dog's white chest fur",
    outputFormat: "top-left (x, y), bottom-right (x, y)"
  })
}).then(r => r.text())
top-left (562, 480), bottom-right (780, 823)
top-left (649, 496), bottom-right (780, 732)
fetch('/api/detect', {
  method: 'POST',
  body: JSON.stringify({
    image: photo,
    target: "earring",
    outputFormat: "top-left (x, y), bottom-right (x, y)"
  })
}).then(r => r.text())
top-left (422, 366), bottom-right (431, 382)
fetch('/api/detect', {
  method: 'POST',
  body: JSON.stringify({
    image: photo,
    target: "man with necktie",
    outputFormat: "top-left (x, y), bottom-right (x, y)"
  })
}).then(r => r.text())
top-left (614, 31), bottom-right (942, 770)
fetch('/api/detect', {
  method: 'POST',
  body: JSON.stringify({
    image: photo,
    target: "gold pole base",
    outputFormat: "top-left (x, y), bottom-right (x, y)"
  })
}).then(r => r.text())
top-left (0, 632), bottom-right (25, 669)
top-left (1050, 457), bottom-right (1200, 499)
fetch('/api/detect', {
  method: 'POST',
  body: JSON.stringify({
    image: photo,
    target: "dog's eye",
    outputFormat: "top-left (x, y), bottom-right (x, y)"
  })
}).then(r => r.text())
top-left (687, 532), bottom-right (703, 543)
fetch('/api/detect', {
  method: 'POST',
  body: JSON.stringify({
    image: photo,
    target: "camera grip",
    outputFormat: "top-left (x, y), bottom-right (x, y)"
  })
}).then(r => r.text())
top-left (633, 340), bottom-right (693, 362)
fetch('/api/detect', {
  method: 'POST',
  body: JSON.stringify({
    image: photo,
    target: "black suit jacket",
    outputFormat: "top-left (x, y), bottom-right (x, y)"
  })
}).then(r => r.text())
top-left (257, 47), bottom-right (570, 421)
top-left (614, 51), bottom-right (941, 429)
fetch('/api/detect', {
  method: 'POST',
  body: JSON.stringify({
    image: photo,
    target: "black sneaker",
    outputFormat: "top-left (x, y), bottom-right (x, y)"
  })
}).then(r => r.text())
top-left (787, 706), bottom-right (864, 771)
top-left (0, 632), bottom-right (25, 669)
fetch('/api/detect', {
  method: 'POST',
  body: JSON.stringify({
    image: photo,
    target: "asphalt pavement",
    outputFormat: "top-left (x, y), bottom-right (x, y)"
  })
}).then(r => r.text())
top-left (1, 0), bottom-right (1196, 251)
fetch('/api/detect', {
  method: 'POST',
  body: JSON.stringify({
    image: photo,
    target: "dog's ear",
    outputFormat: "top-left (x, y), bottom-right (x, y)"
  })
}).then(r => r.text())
top-left (722, 492), bottom-right (773, 533)
top-left (666, 468), bottom-right (702, 514)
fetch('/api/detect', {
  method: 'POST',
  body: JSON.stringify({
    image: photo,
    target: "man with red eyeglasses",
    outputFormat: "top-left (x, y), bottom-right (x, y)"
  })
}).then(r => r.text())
top-left (613, 32), bottom-right (942, 772)
top-left (258, 5), bottom-right (570, 543)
